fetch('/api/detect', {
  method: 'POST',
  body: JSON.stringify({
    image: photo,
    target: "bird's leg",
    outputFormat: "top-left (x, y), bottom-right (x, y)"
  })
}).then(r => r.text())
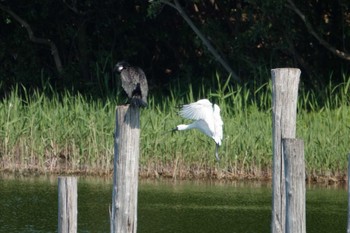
top-left (215, 144), bottom-right (220, 161)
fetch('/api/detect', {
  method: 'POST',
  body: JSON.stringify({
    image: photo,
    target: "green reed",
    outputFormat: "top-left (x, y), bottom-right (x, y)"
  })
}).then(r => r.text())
top-left (0, 74), bottom-right (349, 178)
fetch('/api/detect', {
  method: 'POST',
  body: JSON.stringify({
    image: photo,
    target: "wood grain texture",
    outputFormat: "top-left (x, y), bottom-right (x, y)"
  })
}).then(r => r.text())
top-left (111, 105), bottom-right (140, 233)
top-left (271, 68), bottom-right (301, 233)
top-left (58, 176), bottom-right (78, 233)
top-left (284, 138), bottom-right (305, 233)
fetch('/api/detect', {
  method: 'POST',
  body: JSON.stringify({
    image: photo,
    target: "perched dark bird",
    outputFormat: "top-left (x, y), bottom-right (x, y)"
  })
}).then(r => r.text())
top-left (114, 61), bottom-right (148, 107)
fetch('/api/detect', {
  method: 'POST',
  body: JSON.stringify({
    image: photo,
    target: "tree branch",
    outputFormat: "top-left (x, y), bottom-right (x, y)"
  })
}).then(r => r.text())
top-left (286, 0), bottom-right (350, 61)
top-left (152, 0), bottom-right (241, 83)
top-left (62, 0), bottom-right (87, 15)
top-left (0, 4), bottom-right (63, 73)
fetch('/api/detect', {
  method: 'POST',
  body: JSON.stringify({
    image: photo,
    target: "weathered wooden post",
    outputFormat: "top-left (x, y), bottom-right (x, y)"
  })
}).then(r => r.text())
top-left (58, 176), bottom-right (78, 233)
top-left (271, 68), bottom-right (301, 233)
top-left (284, 138), bottom-right (305, 233)
top-left (110, 105), bottom-right (140, 233)
top-left (347, 153), bottom-right (350, 233)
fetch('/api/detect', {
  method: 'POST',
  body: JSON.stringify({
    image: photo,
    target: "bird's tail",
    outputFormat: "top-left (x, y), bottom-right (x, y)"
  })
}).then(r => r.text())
top-left (130, 98), bottom-right (148, 108)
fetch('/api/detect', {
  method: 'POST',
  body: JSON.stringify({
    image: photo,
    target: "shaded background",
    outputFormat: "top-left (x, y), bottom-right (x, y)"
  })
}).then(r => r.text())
top-left (0, 0), bottom-right (349, 98)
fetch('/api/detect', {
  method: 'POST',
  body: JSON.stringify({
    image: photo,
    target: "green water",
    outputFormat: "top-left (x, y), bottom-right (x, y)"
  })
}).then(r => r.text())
top-left (0, 175), bottom-right (347, 233)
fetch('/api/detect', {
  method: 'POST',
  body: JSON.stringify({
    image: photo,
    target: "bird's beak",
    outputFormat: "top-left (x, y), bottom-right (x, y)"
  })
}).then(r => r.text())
top-left (161, 127), bottom-right (177, 136)
top-left (170, 127), bottom-right (178, 136)
top-left (113, 65), bottom-right (118, 73)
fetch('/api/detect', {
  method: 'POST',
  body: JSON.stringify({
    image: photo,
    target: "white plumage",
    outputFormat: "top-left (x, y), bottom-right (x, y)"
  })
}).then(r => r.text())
top-left (173, 99), bottom-right (223, 161)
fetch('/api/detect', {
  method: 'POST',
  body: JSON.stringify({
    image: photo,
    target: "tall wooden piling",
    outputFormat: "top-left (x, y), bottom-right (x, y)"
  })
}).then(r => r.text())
top-left (110, 105), bottom-right (140, 233)
top-left (284, 138), bottom-right (305, 233)
top-left (347, 154), bottom-right (350, 233)
top-left (58, 176), bottom-right (78, 233)
top-left (271, 68), bottom-right (301, 233)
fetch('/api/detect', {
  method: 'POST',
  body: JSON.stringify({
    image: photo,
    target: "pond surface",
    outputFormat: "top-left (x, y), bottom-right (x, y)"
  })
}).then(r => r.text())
top-left (0, 175), bottom-right (347, 233)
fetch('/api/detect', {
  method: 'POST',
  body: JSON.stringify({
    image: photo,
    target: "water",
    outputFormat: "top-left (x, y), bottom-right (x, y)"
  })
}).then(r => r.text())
top-left (0, 175), bottom-right (347, 233)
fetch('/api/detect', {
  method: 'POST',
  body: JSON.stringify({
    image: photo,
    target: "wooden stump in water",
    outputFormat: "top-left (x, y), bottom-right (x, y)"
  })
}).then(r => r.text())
top-left (347, 154), bottom-right (350, 233)
top-left (284, 138), bottom-right (305, 233)
top-left (110, 105), bottom-right (140, 233)
top-left (271, 68), bottom-right (301, 233)
top-left (58, 176), bottom-right (77, 233)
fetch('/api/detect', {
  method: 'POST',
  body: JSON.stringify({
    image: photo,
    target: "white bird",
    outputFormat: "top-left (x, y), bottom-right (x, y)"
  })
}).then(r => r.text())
top-left (173, 99), bottom-right (223, 161)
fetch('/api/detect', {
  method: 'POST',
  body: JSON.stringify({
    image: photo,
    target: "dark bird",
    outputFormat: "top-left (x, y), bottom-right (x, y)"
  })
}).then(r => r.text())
top-left (114, 61), bottom-right (148, 107)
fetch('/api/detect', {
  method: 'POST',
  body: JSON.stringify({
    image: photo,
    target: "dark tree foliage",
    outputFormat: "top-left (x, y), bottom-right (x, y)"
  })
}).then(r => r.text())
top-left (0, 0), bottom-right (349, 97)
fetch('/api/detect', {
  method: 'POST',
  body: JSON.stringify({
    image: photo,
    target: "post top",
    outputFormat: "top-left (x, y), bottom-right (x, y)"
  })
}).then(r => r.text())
top-left (271, 67), bottom-right (300, 71)
top-left (271, 68), bottom-right (301, 79)
top-left (271, 68), bottom-right (301, 71)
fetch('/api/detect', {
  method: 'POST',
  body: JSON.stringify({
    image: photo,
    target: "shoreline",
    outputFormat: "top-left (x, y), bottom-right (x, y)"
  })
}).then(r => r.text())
top-left (0, 162), bottom-right (346, 185)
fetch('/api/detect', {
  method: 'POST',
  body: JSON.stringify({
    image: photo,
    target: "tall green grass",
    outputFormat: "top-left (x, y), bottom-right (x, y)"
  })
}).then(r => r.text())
top-left (0, 86), bottom-right (115, 174)
top-left (0, 75), bottom-right (349, 179)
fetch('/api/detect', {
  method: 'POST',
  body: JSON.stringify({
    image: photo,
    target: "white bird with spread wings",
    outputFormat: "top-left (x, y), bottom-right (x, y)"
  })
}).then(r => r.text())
top-left (173, 99), bottom-right (223, 161)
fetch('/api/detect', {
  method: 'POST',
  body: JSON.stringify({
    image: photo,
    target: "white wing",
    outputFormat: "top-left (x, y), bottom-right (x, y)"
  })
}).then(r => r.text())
top-left (213, 104), bottom-right (223, 145)
top-left (179, 99), bottom-right (213, 121)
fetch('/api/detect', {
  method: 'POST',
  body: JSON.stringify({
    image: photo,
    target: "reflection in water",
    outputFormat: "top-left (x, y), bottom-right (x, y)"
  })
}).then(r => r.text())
top-left (0, 175), bottom-right (347, 233)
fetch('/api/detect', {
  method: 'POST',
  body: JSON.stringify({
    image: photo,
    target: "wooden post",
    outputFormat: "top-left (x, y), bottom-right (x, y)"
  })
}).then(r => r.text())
top-left (111, 105), bottom-right (140, 233)
top-left (58, 176), bottom-right (78, 233)
top-left (271, 68), bottom-right (301, 233)
top-left (347, 154), bottom-right (350, 233)
top-left (284, 138), bottom-right (305, 233)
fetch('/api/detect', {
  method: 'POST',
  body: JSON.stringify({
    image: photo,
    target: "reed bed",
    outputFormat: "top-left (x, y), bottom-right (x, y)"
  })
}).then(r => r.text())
top-left (0, 75), bottom-right (349, 181)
